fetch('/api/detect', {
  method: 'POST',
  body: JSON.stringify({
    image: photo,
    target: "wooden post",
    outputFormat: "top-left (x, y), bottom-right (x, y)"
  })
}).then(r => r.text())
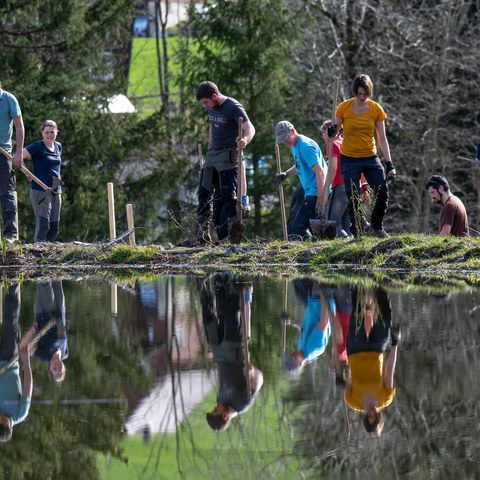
top-left (126, 203), bottom-right (136, 247)
top-left (13, 191), bottom-right (19, 240)
top-left (275, 145), bottom-right (288, 241)
top-left (198, 143), bottom-right (204, 169)
top-left (323, 76), bottom-right (340, 207)
top-left (111, 283), bottom-right (118, 317)
top-left (107, 182), bottom-right (116, 240)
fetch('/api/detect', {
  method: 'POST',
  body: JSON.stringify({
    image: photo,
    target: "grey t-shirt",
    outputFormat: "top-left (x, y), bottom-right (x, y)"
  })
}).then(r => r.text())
top-left (208, 97), bottom-right (249, 149)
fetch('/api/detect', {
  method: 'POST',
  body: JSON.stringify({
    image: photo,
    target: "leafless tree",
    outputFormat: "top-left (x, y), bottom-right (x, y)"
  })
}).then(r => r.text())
top-left (291, 0), bottom-right (480, 233)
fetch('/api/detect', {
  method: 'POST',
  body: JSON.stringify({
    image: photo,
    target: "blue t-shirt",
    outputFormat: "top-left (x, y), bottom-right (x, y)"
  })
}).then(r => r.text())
top-left (297, 296), bottom-right (334, 363)
top-left (26, 140), bottom-right (62, 192)
top-left (208, 97), bottom-right (249, 149)
top-left (290, 135), bottom-right (326, 196)
top-left (0, 89), bottom-right (21, 151)
top-left (0, 360), bottom-right (30, 426)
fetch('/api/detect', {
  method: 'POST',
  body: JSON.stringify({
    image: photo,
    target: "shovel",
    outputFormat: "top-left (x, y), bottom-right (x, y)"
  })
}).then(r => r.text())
top-left (229, 117), bottom-right (246, 244)
top-left (0, 146), bottom-right (64, 203)
top-left (309, 77), bottom-right (339, 239)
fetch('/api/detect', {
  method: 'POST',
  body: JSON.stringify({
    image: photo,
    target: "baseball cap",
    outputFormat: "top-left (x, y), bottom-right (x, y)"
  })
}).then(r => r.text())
top-left (275, 121), bottom-right (294, 144)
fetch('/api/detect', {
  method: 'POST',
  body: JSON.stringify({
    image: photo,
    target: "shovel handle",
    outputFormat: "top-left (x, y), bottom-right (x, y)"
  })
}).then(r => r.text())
top-left (0, 146), bottom-right (51, 192)
top-left (323, 76), bottom-right (340, 207)
top-left (237, 117), bottom-right (244, 215)
top-left (275, 144), bottom-right (288, 240)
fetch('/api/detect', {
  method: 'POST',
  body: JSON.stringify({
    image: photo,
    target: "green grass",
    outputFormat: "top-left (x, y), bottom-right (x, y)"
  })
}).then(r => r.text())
top-left (128, 37), bottom-right (195, 116)
top-left (99, 385), bottom-right (298, 480)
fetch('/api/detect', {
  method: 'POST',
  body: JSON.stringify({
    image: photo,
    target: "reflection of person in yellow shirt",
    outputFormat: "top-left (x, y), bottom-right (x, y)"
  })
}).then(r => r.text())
top-left (344, 288), bottom-right (400, 437)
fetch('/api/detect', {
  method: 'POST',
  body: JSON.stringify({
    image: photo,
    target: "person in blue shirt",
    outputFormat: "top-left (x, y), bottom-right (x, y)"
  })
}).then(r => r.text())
top-left (22, 119), bottom-right (63, 242)
top-left (0, 83), bottom-right (25, 242)
top-left (274, 121), bottom-right (326, 239)
top-left (283, 279), bottom-right (333, 377)
top-left (0, 284), bottom-right (32, 443)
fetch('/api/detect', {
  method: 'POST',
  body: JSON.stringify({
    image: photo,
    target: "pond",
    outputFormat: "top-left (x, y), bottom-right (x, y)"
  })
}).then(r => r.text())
top-left (0, 274), bottom-right (479, 479)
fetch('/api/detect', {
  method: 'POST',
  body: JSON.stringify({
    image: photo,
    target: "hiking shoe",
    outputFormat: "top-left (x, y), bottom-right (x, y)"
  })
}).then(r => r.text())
top-left (372, 228), bottom-right (389, 238)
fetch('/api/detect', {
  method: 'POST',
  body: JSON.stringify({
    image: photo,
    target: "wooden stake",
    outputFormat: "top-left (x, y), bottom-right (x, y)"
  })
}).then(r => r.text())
top-left (323, 76), bottom-right (340, 207)
top-left (126, 203), bottom-right (136, 246)
top-left (198, 143), bottom-right (204, 169)
top-left (13, 191), bottom-right (19, 240)
top-left (107, 182), bottom-right (116, 240)
top-left (111, 283), bottom-right (118, 317)
top-left (275, 144), bottom-right (288, 240)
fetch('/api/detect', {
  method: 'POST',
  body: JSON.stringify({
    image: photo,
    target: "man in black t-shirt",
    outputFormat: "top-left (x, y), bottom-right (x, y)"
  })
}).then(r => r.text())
top-left (199, 274), bottom-right (263, 432)
top-left (195, 81), bottom-right (255, 243)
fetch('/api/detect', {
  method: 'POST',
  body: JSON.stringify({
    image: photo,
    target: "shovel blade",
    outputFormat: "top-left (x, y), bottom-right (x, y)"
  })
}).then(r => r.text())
top-left (309, 219), bottom-right (337, 239)
top-left (51, 177), bottom-right (63, 190)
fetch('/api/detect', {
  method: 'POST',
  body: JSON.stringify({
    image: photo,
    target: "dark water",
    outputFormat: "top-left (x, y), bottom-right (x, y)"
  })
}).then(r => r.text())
top-left (0, 274), bottom-right (479, 479)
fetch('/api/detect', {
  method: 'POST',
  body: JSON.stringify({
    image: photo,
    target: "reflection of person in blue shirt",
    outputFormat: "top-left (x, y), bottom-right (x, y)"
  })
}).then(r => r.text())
top-left (20, 281), bottom-right (67, 383)
top-left (283, 279), bottom-right (333, 376)
top-left (0, 284), bottom-right (32, 443)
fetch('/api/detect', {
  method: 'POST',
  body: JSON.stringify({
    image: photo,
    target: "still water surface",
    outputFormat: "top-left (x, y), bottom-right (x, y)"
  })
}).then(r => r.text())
top-left (0, 274), bottom-right (479, 479)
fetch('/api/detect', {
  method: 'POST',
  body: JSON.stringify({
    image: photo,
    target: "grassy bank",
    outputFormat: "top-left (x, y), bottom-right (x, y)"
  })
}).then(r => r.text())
top-left (1, 235), bottom-right (480, 289)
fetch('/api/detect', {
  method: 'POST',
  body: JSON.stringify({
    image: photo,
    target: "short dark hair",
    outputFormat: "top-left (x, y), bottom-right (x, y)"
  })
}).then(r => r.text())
top-left (352, 74), bottom-right (373, 97)
top-left (196, 81), bottom-right (220, 101)
top-left (206, 412), bottom-right (231, 432)
top-left (425, 175), bottom-right (450, 192)
top-left (0, 423), bottom-right (13, 443)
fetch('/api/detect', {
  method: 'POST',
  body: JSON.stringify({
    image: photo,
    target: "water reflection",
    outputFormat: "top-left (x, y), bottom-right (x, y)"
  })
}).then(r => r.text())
top-left (342, 287), bottom-right (399, 437)
top-left (0, 284), bottom-right (29, 443)
top-left (0, 275), bottom-right (479, 478)
top-left (199, 273), bottom-right (263, 432)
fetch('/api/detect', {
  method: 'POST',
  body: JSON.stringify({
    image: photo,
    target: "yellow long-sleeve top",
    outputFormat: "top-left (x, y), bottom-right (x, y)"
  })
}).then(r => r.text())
top-left (344, 351), bottom-right (395, 411)
top-left (335, 98), bottom-right (387, 158)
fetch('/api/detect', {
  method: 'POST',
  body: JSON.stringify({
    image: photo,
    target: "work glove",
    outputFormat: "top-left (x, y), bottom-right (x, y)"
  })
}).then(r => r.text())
top-left (315, 197), bottom-right (324, 217)
top-left (241, 195), bottom-right (251, 219)
top-left (327, 124), bottom-right (337, 138)
top-left (385, 161), bottom-right (396, 186)
top-left (390, 324), bottom-right (401, 346)
top-left (360, 182), bottom-right (371, 204)
top-left (275, 172), bottom-right (287, 186)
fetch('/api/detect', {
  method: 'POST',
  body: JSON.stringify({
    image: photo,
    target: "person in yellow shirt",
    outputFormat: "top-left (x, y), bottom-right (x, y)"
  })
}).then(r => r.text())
top-left (329, 74), bottom-right (396, 237)
top-left (344, 287), bottom-right (400, 437)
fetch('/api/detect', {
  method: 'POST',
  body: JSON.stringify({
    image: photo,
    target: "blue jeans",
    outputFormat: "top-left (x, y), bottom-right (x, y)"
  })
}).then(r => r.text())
top-left (346, 288), bottom-right (392, 355)
top-left (341, 155), bottom-right (388, 233)
top-left (327, 184), bottom-right (351, 237)
top-left (289, 194), bottom-right (317, 239)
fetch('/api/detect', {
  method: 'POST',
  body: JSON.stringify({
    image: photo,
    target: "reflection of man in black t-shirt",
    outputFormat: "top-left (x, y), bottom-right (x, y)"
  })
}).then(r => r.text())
top-left (199, 274), bottom-right (263, 432)
top-left (21, 281), bottom-right (67, 382)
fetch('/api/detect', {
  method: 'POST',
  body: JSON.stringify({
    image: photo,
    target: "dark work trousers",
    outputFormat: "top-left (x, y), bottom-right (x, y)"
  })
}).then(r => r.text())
top-left (0, 155), bottom-right (18, 239)
top-left (197, 167), bottom-right (238, 240)
top-left (290, 194), bottom-right (317, 239)
top-left (0, 284), bottom-right (20, 361)
top-left (30, 189), bottom-right (61, 242)
top-left (287, 185), bottom-right (305, 235)
top-left (200, 276), bottom-right (242, 347)
top-left (341, 155), bottom-right (388, 234)
top-left (346, 288), bottom-right (392, 355)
